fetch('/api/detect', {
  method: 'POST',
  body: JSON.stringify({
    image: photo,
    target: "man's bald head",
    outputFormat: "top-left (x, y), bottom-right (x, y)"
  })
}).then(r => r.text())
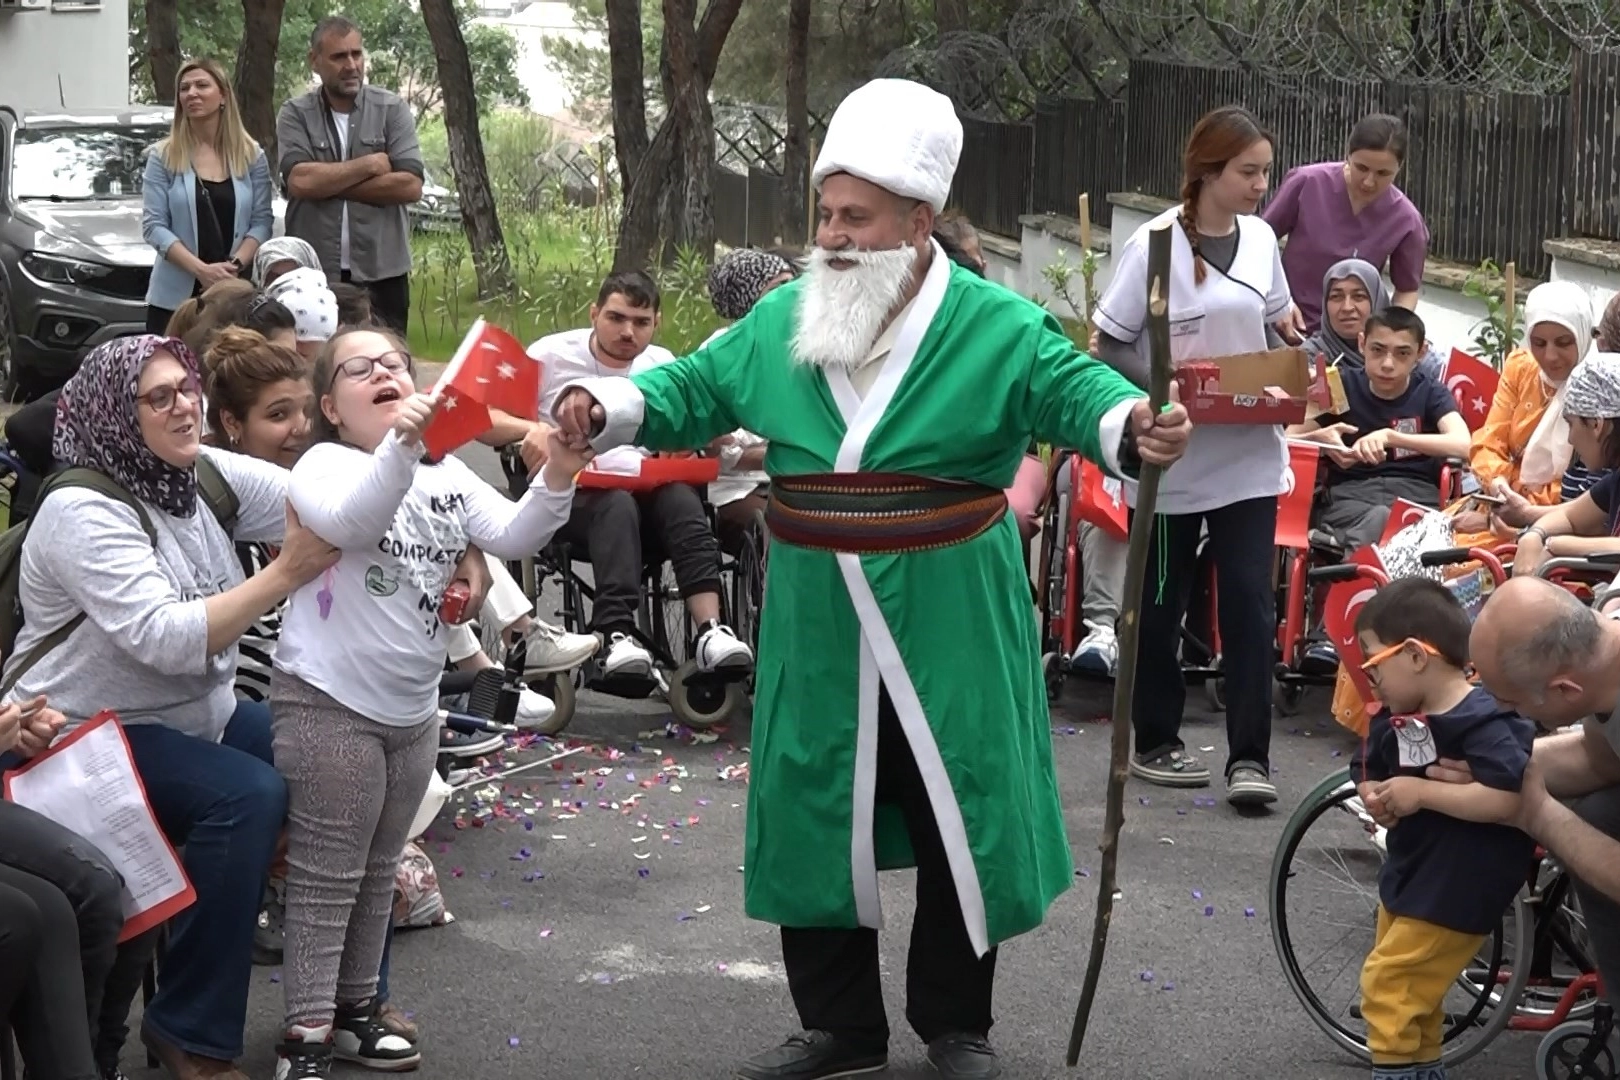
top-left (1472, 576), bottom-right (1610, 725)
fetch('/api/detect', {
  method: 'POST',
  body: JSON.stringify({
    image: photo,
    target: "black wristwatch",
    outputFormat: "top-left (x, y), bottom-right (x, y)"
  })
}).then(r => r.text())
top-left (1118, 426), bottom-right (1143, 480)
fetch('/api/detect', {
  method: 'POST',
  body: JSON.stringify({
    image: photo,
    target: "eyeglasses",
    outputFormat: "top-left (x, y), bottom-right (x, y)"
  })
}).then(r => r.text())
top-left (330, 351), bottom-right (413, 388)
top-left (137, 381), bottom-right (202, 414)
top-left (1359, 638), bottom-right (1441, 686)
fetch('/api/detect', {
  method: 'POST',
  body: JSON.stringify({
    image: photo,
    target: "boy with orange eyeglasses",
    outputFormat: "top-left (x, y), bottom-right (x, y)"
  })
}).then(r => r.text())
top-left (1348, 577), bottom-right (1536, 1080)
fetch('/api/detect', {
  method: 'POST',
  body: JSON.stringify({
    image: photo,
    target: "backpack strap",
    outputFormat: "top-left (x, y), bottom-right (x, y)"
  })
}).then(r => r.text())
top-left (0, 468), bottom-right (157, 698)
top-left (196, 455), bottom-right (239, 536)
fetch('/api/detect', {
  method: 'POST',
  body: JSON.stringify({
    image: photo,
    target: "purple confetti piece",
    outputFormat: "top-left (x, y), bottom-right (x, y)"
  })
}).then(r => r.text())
top-left (1138, 796), bottom-right (1151, 806)
top-left (1204, 905), bottom-right (1215, 917)
top-left (678, 912), bottom-right (693, 921)
top-left (269, 972), bottom-right (281, 983)
top-left (1176, 808), bottom-right (1187, 816)
top-left (508, 1037), bottom-right (520, 1048)
top-left (524, 820), bottom-right (534, 831)
top-left (539, 928), bottom-right (553, 938)
top-left (511, 847), bottom-right (532, 860)
top-left (501, 899), bottom-right (513, 908)
top-left (697, 798), bottom-right (711, 806)
top-left (625, 772), bottom-right (636, 783)
top-left (593, 972), bottom-right (612, 983)
top-left (1077, 867), bottom-right (1091, 877)
top-left (1191, 889), bottom-right (1202, 900)
top-left (1331, 749), bottom-right (1343, 758)
top-left (1139, 970), bottom-right (1153, 981)
top-left (716, 962), bottom-right (728, 972)
top-left (1245, 907), bottom-right (1256, 918)
top-left (638, 866), bottom-right (650, 878)
top-left (1162, 983), bottom-right (1175, 991)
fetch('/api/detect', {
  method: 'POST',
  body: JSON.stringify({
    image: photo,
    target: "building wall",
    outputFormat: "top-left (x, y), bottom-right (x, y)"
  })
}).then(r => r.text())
top-left (0, 0), bottom-right (131, 110)
top-left (478, 0), bottom-right (602, 124)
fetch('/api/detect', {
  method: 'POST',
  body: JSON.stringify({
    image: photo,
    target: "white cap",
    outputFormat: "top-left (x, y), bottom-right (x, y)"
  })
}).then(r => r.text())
top-left (811, 79), bottom-right (962, 212)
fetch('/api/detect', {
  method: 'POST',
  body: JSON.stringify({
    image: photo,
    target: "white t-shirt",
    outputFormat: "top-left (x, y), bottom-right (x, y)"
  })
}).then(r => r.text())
top-left (332, 111), bottom-right (351, 271)
top-left (277, 432), bottom-right (574, 725)
top-left (1093, 205), bottom-right (1293, 516)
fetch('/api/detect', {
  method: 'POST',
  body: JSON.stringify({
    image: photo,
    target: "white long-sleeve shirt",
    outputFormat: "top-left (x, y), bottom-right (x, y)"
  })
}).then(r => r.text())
top-left (276, 432), bottom-right (574, 725)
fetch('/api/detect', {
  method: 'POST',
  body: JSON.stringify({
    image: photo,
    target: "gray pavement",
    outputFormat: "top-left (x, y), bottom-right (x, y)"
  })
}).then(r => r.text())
top-left (120, 439), bottom-right (1550, 1079)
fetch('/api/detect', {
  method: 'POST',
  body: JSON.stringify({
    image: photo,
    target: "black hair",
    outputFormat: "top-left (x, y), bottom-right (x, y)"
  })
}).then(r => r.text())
top-left (330, 281), bottom-right (374, 326)
top-left (1354, 577), bottom-right (1472, 670)
top-left (1363, 305), bottom-right (1426, 347)
top-left (239, 294), bottom-right (297, 339)
top-left (1347, 113), bottom-right (1409, 164)
top-left (311, 14), bottom-right (360, 52)
top-left (596, 270), bottom-right (660, 313)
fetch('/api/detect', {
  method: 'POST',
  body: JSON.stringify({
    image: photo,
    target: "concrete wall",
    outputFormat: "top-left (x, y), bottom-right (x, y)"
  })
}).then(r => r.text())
top-left (0, 0), bottom-right (131, 110)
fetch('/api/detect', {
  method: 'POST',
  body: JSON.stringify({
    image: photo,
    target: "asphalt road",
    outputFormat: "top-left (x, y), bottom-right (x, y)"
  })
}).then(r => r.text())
top-left (115, 437), bottom-right (1557, 1080)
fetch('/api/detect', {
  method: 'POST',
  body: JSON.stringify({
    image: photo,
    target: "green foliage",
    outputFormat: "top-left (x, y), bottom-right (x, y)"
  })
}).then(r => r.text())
top-left (405, 206), bottom-right (724, 363)
top-left (417, 110), bottom-right (574, 207)
top-left (1036, 247), bottom-right (1102, 342)
top-left (129, 0), bottom-right (526, 119)
top-left (1460, 259), bottom-right (1526, 371)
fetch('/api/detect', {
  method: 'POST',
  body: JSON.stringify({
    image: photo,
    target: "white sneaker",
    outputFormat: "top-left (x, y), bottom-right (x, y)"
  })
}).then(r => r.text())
top-left (513, 687), bottom-right (556, 731)
top-left (696, 623), bottom-right (753, 673)
top-left (602, 632), bottom-right (654, 678)
top-left (1069, 625), bottom-right (1118, 677)
top-left (520, 621), bottom-right (600, 675)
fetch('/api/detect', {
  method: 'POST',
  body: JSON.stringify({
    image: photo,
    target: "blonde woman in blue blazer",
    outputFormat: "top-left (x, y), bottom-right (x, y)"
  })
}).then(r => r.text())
top-left (143, 57), bottom-right (274, 334)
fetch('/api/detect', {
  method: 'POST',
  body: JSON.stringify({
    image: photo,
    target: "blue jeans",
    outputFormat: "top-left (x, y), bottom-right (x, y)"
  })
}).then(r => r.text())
top-left (123, 700), bottom-right (287, 1060)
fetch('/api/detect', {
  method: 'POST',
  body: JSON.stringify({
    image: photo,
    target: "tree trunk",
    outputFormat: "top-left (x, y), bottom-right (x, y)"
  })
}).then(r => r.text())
top-left (144, 0), bottom-right (181, 107)
top-left (603, 0), bottom-right (649, 200)
top-left (420, 0), bottom-right (514, 298)
top-left (235, 0), bottom-right (288, 161)
top-left (613, 0), bottom-right (743, 271)
top-left (778, 0), bottom-right (811, 246)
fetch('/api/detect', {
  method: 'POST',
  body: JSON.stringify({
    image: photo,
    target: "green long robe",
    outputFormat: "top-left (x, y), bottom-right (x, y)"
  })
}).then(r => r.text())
top-left (593, 255), bottom-right (1143, 956)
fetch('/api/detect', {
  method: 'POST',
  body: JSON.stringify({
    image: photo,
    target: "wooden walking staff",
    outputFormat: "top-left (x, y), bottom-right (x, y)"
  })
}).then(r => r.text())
top-left (1065, 220), bottom-right (1176, 1067)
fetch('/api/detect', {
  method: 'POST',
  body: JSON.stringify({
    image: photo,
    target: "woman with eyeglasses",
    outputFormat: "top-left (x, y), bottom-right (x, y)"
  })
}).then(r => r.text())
top-left (141, 58), bottom-right (274, 335)
top-left (0, 335), bottom-right (340, 1080)
top-left (267, 326), bottom-right (590, 1080)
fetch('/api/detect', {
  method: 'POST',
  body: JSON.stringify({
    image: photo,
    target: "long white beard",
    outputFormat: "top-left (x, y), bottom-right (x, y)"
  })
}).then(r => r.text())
top-left (791, 245), bottom-right (919, 371)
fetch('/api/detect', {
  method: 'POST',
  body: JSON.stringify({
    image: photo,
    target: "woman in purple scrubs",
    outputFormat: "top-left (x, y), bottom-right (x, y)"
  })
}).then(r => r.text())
top-left (1263, 113), bottom-right (1429, 338)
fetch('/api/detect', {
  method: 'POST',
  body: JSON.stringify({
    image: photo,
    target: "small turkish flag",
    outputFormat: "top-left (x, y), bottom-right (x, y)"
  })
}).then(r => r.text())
top-left (1275, 441), bottom-right (1320, 548)
top-left (1379, 498), bottom-right (1435, 545)
top-left (1321, 545), bottom-right (1389, 711)
top-left (422, 318), bottom-right (541, 458)
top-left (1075, 459), bottom-right (1127, 541)
top-left (1443, 348), bottom-right (1500, 432)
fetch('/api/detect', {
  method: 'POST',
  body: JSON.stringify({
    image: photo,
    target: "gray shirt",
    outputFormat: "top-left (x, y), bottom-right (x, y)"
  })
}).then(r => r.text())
top-left (2, 449), bottom-right (289, 740)
top-left (276, 84), bottom-right (422, 283)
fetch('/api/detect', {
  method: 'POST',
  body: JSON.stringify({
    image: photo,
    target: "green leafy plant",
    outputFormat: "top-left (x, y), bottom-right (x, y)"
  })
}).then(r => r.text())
top-left (1038, 246), bottom-right (1102, 346)
top-left (1460, 259), bottom-right (1526, 371)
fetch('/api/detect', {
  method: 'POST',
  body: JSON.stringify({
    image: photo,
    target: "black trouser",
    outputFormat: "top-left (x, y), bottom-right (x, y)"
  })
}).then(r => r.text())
top-left (1313, 473), bottom-right (1441, 551)
top-left (343, 272), bottom-right (410, 335)
top-left (780, 687), bottom-right (996, 1053)
top-left (146, 305), bottom-right (176, 335)
top-left (1563, 788), bottom-right (1620, 1008)
top-left (1131, 496), bottom-right (1277, 778)
top-left (558, 486), bottom-right (723, 635)
top-left (0, 800), bottom-right (124, 1078)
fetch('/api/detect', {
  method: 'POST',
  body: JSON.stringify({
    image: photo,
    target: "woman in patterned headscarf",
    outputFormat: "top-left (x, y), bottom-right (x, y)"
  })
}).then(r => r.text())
top-left (1511, 351), bottom-right (1620, 576)
top-left (2, 334), bottom-right (340, 1080)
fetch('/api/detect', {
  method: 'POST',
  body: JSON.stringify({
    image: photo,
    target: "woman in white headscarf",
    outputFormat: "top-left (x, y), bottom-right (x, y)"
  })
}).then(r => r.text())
top-left (265, 266), bottom-right (339, 359)
top-left (253, 236), bottom-right (321, 287)
top-left (1506, 351), bottom-right (1620, 576)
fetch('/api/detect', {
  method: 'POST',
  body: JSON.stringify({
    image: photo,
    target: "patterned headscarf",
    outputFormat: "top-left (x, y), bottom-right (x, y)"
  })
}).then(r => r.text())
top-left (708, 249), bottom-right (794, 320)
top-left (1565, 352), bottom-right (1620, 419)
top-left (53, 335), bottom-right (202, 517)
top-left (253, 236), bottom-right (322, 286)
top-left (266, 267), bottom-right (339, 343)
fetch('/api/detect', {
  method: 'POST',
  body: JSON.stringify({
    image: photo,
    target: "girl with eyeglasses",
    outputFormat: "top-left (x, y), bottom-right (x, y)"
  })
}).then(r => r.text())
top-left (266, 326), bottom-right (590, 1080)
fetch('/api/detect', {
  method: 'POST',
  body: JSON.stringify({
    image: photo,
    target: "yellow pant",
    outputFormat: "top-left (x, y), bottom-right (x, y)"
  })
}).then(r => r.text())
top-left (1360, 905), bottom-right (1486, 1065)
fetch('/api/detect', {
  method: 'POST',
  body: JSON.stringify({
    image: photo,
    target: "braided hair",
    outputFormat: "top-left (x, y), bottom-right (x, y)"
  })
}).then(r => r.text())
top-left (1179, 105), bottom-right (1274, 286)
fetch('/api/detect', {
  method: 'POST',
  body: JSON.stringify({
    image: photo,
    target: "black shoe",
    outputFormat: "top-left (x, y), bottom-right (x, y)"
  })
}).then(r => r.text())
top-left (925, 1033), bottom-right (1002, 1079)
top-left (734, 1031), bottom-right (887, 1080)
top-left (275, 1035), bottom-right (334, 1080)
top-left (334, 998), bottom-right (422, 1071)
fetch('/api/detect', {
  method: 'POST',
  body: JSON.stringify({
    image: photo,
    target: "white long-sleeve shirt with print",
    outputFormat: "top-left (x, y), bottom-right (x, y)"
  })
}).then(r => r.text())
top-left (276, 431), bottom-right (574, 725)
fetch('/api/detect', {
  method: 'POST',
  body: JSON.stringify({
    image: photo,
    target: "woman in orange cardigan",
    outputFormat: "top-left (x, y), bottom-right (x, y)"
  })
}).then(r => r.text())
top-left (1328, 281), bottom-right (1594, 733)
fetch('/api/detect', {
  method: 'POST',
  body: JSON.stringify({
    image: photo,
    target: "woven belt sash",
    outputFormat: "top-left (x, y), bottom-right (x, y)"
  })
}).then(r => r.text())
top-left (765, 472), bottom-right (1008, 554)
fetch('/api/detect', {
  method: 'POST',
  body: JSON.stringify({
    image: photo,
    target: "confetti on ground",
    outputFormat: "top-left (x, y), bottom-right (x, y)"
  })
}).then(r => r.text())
top-left (269, 972), bottom-right (281, 983)
top-left (1138, 796), bottom-right (1151, 806)
top-left (539, 928), bottom-right (553, 938)
top-left (1077, 867), bottom-right (1091, 877)
top-left (1245, 907), bottom-right (1256, 918)
top-left (1204, 905), bottom-right (1215, 917)
top-left (1157, 836), bottom-right (1174, 845)
top-left (638, 867), bottom-right (651, 878)
top-left (508, 1037), bottom-right (520, 1048)
top-left (1139, 970), bottom-right (1153, 982)
top-left (696, 904), bottom-right (712, 913)
top-left (1162, 983), bottom-right (1175, 991)
top-left (1191, 890), bottom-right (1202, 899)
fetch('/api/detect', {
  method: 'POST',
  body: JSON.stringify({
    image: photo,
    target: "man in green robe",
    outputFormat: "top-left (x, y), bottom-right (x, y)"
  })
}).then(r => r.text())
top-left (553, 78), bottom-right (1192, 1080)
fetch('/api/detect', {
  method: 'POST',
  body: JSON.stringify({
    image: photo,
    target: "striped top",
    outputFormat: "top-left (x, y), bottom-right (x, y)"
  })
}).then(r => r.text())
top-left (1563, 458), bottom-right (1610, 503)
top-left (233, 541), bottom-right (281, 701)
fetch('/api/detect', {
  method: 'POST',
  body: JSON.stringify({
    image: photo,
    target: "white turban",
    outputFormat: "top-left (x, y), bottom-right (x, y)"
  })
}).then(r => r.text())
top-left (265, 267), bottom-right (338, 344)
top-left (1566, 352), bottom-right (1620, 419)
top-left (811, 79), bottom-right (962, 212)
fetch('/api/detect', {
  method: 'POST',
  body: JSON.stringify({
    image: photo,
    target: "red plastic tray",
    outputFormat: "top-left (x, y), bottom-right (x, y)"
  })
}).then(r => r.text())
top-left (575, 454), bottom-right (720, 491)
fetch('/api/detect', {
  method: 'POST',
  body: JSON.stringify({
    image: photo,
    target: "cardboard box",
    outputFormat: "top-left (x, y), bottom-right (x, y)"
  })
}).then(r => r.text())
top-left (1173, 348), bottom-right (1336, 426)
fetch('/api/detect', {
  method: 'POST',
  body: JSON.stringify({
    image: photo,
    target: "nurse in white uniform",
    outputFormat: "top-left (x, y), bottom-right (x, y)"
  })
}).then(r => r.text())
top-left (1091, 105), bottom-right (1292, 807)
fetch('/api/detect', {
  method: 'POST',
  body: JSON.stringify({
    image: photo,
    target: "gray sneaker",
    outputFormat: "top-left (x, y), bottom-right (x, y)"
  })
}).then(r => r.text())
top-left (1129, 747), bottom-right (1210, 788)
top-left (1226, 763), bottom-right (1278, 807)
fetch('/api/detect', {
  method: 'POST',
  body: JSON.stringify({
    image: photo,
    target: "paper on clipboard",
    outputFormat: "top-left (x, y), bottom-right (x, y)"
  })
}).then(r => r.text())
top-left (3, 711), bottom-right (194, 942)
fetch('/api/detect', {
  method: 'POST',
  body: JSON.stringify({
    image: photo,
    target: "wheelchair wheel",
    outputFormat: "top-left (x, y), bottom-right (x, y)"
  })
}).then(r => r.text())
top-left (667, 661), bottom-right (746, 729)
top-left (525, 669), bottom-right (577, 735)
top-left (1272, 681), bottom-right (1307, 716)
top-left (1537, 1019), bottom-right (1616, 1080)
top-left (731, 509), bottom-right (768, 657)
top-left (1269, 767), bottom-right (1530, 1067)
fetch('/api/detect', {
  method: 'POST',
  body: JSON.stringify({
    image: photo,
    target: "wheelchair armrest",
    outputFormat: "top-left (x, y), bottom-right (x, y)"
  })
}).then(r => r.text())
top-left (1307, 563), bottom-right (1386, 585)
top-left (1535, 554), bottom-right (1620, 580)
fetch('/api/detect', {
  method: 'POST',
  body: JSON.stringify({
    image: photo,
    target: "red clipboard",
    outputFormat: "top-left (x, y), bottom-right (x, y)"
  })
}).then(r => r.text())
top-left (3, 710), bottom-right (196, 942)
top-left (575, 454), bottom-right (720, 492)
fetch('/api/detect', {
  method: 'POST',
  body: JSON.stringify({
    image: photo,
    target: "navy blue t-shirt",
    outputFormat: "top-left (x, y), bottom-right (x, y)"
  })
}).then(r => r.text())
top-left (1350, 686), bottom-right (1535, 935)
top-left (1585, 470), bottom-right (1620, 536)
top-left (1318, 368), bottom-right (1460, 486)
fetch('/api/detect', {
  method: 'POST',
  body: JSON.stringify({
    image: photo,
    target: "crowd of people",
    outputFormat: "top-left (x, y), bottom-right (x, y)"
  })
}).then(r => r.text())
top-left (10, 9), bottom-right (1620, 1080)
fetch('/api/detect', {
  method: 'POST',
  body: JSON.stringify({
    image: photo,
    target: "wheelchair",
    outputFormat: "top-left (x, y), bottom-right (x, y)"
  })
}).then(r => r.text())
top-left (500, 445), bottom-right (766, 732)
top-left (1034, 448), bottom-right (1222, 704)
top-left (1270, 553), bottom-right (1620, 1078)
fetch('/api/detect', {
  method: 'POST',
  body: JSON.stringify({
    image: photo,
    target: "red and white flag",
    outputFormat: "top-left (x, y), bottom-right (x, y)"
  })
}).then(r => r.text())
top-left (1444, 349), bottom-right (1499, 432)
top-left (422, 318), bottom-right (541, 458)
top-left (1076, 459), bottom-right (1128, 541)
top-left (1379, 498), bottom-right (1435, 545)
top-left (1275, 441), bottom-right (1320, 549)
top-left (1321, 545), bottom-right (1389, 711)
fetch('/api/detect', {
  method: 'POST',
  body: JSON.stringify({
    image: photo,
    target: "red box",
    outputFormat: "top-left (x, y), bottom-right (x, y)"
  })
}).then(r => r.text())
top-left (1172, 348), bottom-right (1322, 426)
